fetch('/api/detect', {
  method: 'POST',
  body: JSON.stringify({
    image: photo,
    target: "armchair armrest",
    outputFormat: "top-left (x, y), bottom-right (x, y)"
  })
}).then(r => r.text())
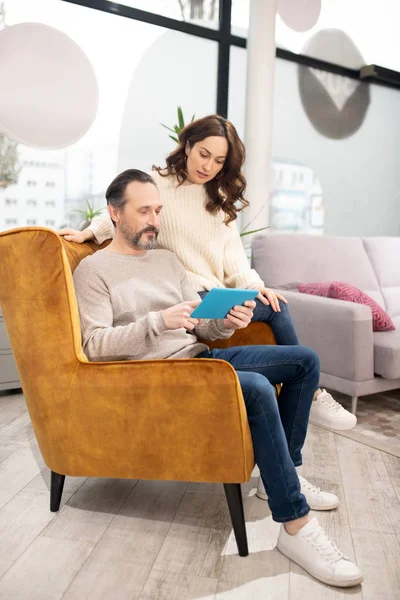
top-left (276, 290), bottom-right (374, 382)
top-left (41, 358), bottom-right (254, 484)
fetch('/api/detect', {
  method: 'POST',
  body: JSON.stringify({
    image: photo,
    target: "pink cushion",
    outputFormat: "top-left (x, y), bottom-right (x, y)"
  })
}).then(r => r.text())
top-left (298, 282), bottom-right (396, 332)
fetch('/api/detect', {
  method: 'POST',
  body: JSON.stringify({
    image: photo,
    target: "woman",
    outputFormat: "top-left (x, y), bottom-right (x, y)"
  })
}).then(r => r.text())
top-left (58, 115), bottom-right (355, 499)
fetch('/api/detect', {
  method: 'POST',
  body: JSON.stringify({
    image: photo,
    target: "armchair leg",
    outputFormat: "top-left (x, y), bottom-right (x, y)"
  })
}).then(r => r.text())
top-left (351, 396), bottom-right (358, 415)
top-left (223, 483), bottom-right (249, 557)
top-left (50, 471), bottom-right (66, 512)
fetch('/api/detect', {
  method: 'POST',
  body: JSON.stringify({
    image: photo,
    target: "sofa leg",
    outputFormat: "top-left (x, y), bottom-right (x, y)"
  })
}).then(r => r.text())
top-left (50, 471), bottom-right (66, 512)
top-left (351, 396), bottom-right (358, 415)
top-left (223, 483), bottom-right (249, 557)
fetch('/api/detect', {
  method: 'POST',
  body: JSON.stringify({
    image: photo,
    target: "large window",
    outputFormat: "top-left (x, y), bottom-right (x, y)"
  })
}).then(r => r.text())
top-left (229, 44), bottom-right (400, 237)
top-left (0, 0), bottom-right (217, 231)
top-left (1, 0), bottom-right (399, 236)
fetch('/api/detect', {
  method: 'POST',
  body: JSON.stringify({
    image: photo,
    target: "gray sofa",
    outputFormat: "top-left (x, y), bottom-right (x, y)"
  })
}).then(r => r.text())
top-left (252, 234), bottom-right (400, 414)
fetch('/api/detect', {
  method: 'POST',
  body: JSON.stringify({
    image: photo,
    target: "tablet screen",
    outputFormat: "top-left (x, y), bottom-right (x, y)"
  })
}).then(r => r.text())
top-left (191, 288), bottom-right (258, 319)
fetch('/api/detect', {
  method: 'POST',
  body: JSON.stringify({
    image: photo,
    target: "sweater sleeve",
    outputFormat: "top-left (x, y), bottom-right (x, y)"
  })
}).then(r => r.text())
top-left (73, 261), bottom-right (166, 361)
top-left (86, 214), bottom-right (114, 245)
top-left (175, 256), bottom-right (234, 341)
top-left (223, 219), bottom-right (264, 289)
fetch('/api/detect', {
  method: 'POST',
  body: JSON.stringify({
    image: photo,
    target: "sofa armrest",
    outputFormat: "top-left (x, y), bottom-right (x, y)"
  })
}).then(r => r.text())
top-left (276, 290), bottom-right (374, 382)
top-left (39, 358), bottom-right (254, 484)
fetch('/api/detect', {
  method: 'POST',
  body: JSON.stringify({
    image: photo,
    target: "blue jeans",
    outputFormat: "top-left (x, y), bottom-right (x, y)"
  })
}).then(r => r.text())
top-left (196, 344), bottom-right (320, 522)
top-left (199, 292), bottom-right (299, 346)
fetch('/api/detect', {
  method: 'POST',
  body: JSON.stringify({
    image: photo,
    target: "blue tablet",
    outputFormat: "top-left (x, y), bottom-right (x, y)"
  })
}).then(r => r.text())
top-left (191, 288), bottom-right (259, 319)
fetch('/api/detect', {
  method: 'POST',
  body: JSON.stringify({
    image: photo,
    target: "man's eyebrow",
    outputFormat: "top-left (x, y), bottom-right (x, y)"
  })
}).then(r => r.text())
top-left (137, 204), bottom-right (163, 209)
top-left (200, 146), bottom-right (226, 159)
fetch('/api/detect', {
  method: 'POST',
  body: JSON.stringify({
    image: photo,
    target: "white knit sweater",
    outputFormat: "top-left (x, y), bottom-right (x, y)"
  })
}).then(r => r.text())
top-left (88, 170), bottom-right (264, 292)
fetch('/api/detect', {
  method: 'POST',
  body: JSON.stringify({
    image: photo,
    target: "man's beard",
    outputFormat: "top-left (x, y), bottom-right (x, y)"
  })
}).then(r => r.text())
top-left (119, 222), bottom-right (159, 250)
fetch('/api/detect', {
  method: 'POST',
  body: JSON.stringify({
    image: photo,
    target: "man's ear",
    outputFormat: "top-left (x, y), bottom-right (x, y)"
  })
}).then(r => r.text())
top-left (107, 204), bottom-right (118, 224)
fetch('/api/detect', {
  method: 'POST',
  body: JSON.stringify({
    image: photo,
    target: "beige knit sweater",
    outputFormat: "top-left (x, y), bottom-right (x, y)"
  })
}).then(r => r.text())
top-left (88, 170), bottom-right (264, 293)
top-left (73, 248), bottom-right (234, 362)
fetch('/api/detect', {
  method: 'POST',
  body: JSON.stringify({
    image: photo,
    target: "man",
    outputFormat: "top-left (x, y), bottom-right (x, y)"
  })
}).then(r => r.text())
top-left (73, 169), bottom-right (362, 588)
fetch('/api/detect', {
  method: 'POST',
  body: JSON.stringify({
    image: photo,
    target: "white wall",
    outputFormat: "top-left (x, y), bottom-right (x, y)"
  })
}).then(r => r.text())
top-left (118, 29), bottom-right (218, 174)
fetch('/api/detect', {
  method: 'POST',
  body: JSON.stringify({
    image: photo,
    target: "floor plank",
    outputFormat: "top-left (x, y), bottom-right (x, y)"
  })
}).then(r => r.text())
top-left (0, 393), bottom-right (26, 428)
top-left (0, 487), bottom-right (72, 579)
top-left (173, 490), bottom-right (232, 530)
top-left (42, 477), bottom-right (136, 544)
top-left (336, 435), bottom-right (400, 535)
top-left (0, 411), bottom-right (35, 463)
top-left (0, 438), bottom-right (45, 510)
top-left (383, 452), bottom-right (400, 503)
top-left (139, 570), bottom-right (218, 600)
top-left (154, 521), bottom-right (230, 580)
top-left (27, 467), bottom-right (87, 495)
top-left (63, 480), bottom-right (188, 600)
top-left (0, 536), bottom-right (93, 600)
top-left (216, 511), bottom-right (289, 600)
top-left (351, 530), bottom-right (400, 600)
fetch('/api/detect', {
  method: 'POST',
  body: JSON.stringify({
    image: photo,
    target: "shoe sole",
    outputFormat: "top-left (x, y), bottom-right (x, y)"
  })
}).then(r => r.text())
top-left (277, 541), bottom-right (364, 588)
top-left (307, 501), bottom-right (339, 511)
top-left (256, 491), bottom-right (268, 501)
top-left (256, 492), bottom-right (339, 511)
top-left (309, 418), bottom-right (357, 432)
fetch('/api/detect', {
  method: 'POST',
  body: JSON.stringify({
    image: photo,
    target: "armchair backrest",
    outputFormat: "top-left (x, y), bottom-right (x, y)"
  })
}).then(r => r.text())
top-left (0, 227), bottom-right (106, 419)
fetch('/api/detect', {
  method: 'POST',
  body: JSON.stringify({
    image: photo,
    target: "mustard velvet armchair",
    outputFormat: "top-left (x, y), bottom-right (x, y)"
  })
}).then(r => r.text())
top-left (0, 227), bottom-right (276, 557)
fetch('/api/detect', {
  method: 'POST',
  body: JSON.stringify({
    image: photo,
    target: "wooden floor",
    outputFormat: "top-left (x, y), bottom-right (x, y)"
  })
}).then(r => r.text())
top-left (0, 391), bottom-right (399, 600)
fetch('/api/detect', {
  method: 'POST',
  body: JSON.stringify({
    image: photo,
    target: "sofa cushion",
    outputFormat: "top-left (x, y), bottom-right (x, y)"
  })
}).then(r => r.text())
top-left (373, 323), bottom-right (400, 379)
top-left (298, 282), bottom-right (395, 332)
top-left (362, 237), bottom-right (400, 319)
top-left (252, 234), bottom-right (385, 307)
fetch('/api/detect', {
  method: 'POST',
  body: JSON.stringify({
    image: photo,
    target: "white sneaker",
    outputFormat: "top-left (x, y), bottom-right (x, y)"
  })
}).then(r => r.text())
top-left (256, 475), bottom-right (339, 511)
top-left (298, 475), bottom-right (339, 510)
top-left (277, 517), bottom-right (363, 587)
top-left (256, 477), bottom-right (268, 501)
top-left (310, 389), bottom-right (357, 431)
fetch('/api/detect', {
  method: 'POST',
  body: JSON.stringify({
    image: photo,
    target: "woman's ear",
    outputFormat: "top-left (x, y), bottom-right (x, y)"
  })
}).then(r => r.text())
top-left (185, 140), bottom-right (190, 157)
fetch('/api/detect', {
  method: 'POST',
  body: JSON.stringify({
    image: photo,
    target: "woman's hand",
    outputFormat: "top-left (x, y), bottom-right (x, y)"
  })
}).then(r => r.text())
top-left (224, 300), bottom-right (255, 330)
top-left (56, 227), bottom-right (94, 243)
top-left (255, 287), bottom-right (287, 312)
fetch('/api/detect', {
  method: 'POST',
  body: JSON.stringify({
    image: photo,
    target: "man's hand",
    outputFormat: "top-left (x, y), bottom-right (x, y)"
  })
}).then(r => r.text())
top-left (255, 287), bottom-right (287, 312)
top-left (161, 301), bottom-right (200, 331)
top-left (223, 300), bottom-right (255, 330)
top-left (56, 227), bottom-right (94, 243)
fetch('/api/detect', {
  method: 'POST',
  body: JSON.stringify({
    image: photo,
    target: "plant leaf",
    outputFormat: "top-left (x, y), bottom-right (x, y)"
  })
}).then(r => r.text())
top-left (191, 114), bottom-right (195, 122)
top-left (160, 123), bottom-right (176, 134)
top-left (177, 106), bottom-right (185, 129)
top-left (240, 226), bottom-right (269, 237)
top-left (169, 135), bottom-right (179, 143)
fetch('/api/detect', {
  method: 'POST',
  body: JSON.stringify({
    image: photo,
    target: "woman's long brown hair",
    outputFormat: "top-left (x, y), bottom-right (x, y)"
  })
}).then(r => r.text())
top-left (154, 115), bottom-right (248, 224)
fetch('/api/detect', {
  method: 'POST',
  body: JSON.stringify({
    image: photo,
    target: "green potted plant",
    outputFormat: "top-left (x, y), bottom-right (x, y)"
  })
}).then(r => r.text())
top-left (161, 106), bottom-right (195, 144)
top-left (0, 134), bottom-right (21, 189)
top-left (72, 200), bottom-right (105, 231)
